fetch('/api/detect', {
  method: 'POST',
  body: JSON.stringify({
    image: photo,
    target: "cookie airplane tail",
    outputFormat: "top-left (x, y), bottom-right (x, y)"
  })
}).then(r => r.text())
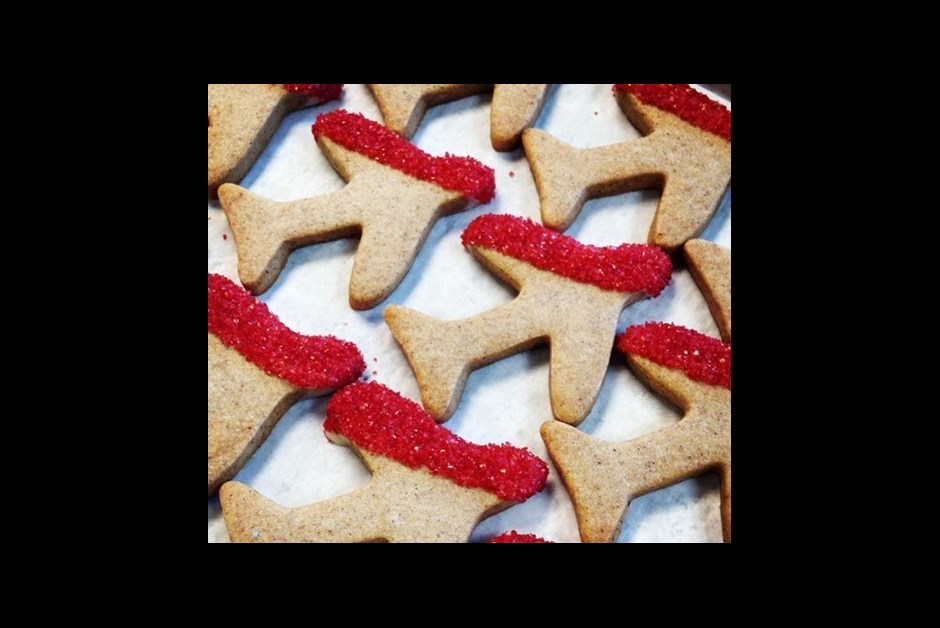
top-left (522, 129), bottom-right (592, 231)
top-left (384, 307), bottom-right (468, 421)
top-left (217, 184), bottom-right (295, 294)
top-left (540, 422), bottom-right (632, 543)
top-left (219, 482), bottom-right (293, 542)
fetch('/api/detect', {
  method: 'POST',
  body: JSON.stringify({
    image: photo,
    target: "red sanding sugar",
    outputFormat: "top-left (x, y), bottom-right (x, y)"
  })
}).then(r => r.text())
top-left (325, 382), bottom-right (548, 502)
top-left (207, 274), bottom-right (364, 389)
top-left (461, 214), bottom-right (672, 296)
top-left (487, 531), bottom-right (553, 543)
top-left (617, 322), bottom-right (731, 389)
top-left (313, 109), bottom-right (496, 203)
top-left (613, 84), bottom-right (731, 142)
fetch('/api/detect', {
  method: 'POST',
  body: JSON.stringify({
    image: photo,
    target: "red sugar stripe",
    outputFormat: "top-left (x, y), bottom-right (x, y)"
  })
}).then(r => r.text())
top-left (281, 84), bottom-right (343, 102)
top-left (487, 531), bottom-right (553, 543)
top-left (613, 84), bottom-right (731, 142)
top-left (207, 274), bottom-right (364, 389)
top-left (324, 382), bottom-right (548, 502)
top-left (312, 109), bottom-right (496, 203)
top-left (617, 322), bottom-right (731, 389)
top-left (461, 214), bottom-right (672, 296)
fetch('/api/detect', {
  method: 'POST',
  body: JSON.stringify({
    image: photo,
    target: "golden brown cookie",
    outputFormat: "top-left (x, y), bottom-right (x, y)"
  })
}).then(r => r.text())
top-left (523, 84), bottom-right (731, 253)
top-left (368, 84), bottom-right (550, 151)
top-left (207, 274), bottom-right (364, 497)
top-left (541, 254), bottom-right (732, 542)
top-left (220, 382), bottom-right (548, 542)
top-left (684, 239), bottom-right (731, 342)
top-left (218, 109), bottom-right (495, 309)
top-left (208, 84), bottom-right (342, 198)
top-left (385, 214), bottom-right (672, 425)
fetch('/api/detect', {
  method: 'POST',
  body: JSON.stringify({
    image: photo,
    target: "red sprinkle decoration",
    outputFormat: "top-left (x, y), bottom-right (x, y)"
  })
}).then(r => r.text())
top-left (462, 214), bottom-right (672, 296)
top-left (207, 274), bottom-right (365, 389)
top-left (617, 322), bottom-right (731, 389)
top-left (509, 171), bottom-right (515, 178)
top-left (281, 84), bottom-right (343, 102)
top-left (313, 110), bottom-right (496, 203)
top-left (222, 234), bottom-right (227, 240)
top-left (325, 382), bottom-right (548, 502)
top-left (487, 531), bottom-right (553, 543)
top-left (613, 84), bottom-right (731, 142)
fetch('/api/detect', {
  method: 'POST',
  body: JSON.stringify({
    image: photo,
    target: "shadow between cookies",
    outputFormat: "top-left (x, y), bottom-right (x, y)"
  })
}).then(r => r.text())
top-left (616, 473), bottom-right (722, 543)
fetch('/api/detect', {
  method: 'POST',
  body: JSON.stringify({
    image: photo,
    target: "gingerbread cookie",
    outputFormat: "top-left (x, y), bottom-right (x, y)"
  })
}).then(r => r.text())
top-left (540, 241), bottom-right (732, 542)
top-left (385, 214), bottom-right (672, 425)
top-left (207, 274), bottom-right (364, 497)
top-left (368, 84), bottom-right (550, 151)
top-left (218, 109), bottom-right (496, 309)
top-left (220, 382), bottom-right (548, 542)
top-left (523, 84), bottom-right (731, 253)
top-left (208, 84), bottom-right (342, 198)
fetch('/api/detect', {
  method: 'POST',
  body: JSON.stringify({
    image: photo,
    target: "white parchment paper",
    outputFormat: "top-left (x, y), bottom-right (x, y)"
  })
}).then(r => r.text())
top-left (208, 84), bottom-right (731, 543)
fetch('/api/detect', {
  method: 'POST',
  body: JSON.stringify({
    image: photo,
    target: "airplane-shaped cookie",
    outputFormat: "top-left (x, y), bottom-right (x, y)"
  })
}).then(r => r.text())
top-left (385, 214), bottom-right (672, 425)
top-left (207, 274), bottom-right (364, 497)
top-left (368, 84), bottom-right (550, 151)
top-left (220, 382), bottom-right (549, 542)
top-left (541, 240), bottom-right (732, 542)
top-left (208, 84), bottom-right (342, 197)
top-left (523, 84), bottom-right (731, 253)
top-left (218, 109), bottom-right (495, 309)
